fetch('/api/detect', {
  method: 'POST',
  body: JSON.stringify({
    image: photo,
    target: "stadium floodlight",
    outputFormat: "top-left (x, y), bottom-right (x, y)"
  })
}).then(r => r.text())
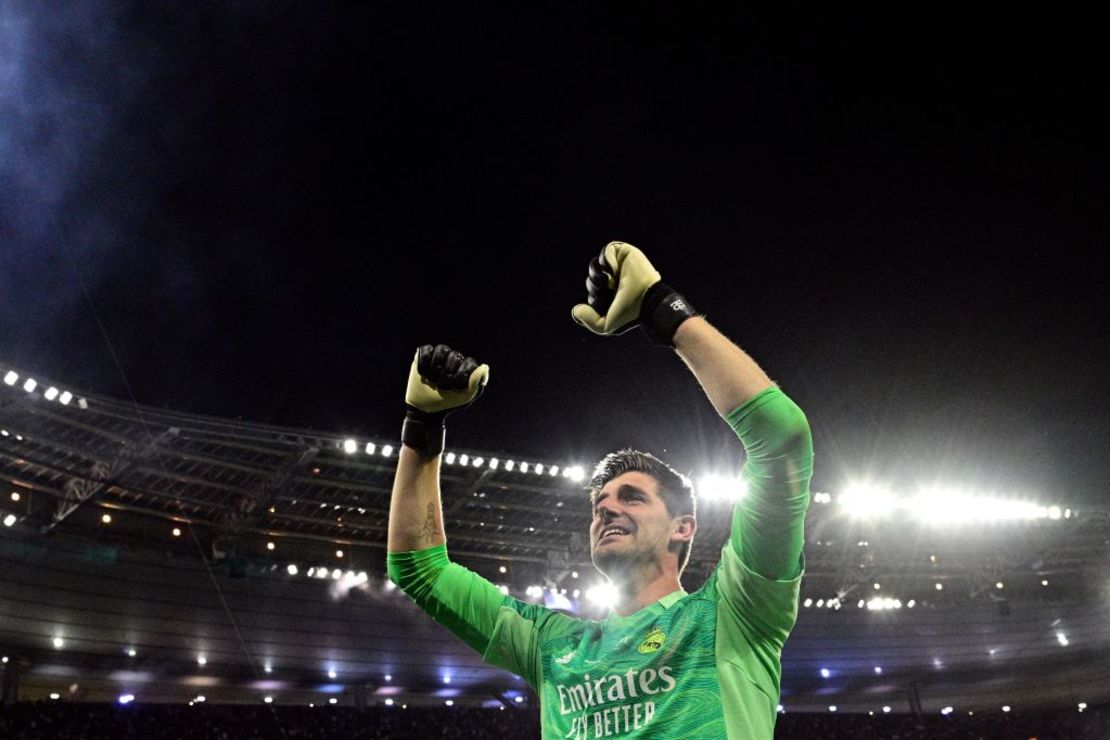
top-left (52, 637), bottom-right (64, 649)
top-left (384, 674), bottom-right (392, 682)
top-left (820, 668), bottom-right (830, 678)
top-left (515, 696), bottom-right (524, 703)
top-left (534, 464), bottom-right (544, 475)
top-left (22, 378), bottom-right (37, 393)
top-left (550, 465), bottom-right (559, 476)
top-left (44, 386), bottom-right (59, 401)
top-left (365, 442), bottom-right (376, 455)
top-left (264, 696), bottom-right (273, 704)
top-left (874, 666), bottom-right (882, 674)
top-left (812, 492), bottom-right (832, 504)
top-left (803, 598), bottom-right (812, 608)
top-left (343, 439), bottom-right (357, 454)
top-left (287, 564), bottom-right (298, 576)
top-left (882, 706), bottom-right (891, 713)
top-left (196, 695), bottom-right (206, 703)
top-left (119, 694), bottom-right (135, 705)
top-left (838, 482), bottom-right (897, 519)
top-left (828, 706), bottom-right (837, 712)
top-left (332, 569), bottom-right (342, 580)
top-left (1002, 706), bottom-right (1011, 712)
top-left (565, 465), bottom-right (586, 482)
top-left (49, 693), bottom-right (60, 700)
top-left (473, 457), bottom-right (484, 468)
top-left (127, 648), bottom-right (137, 657)
top-left (520, 462), bottom-right (530, 473)
top-left (381, 445), bottom-right (394, 457)
top-left (385, 698), bottom-right (394, 706)
top-left (498, 585), bottom-right (509, 595)
top-left (264, 664), bottom-right (273, 674)
top-left (935, 583), bottom-right (944, 591)
top-left (505, 460), bottom-right (516, 471)
top-left (444, 452), bottom-right (456, 464)
top-left (458, 454), bottom-right (469, 466)
top-left (489, 457), bottom-right (499, 470)
top-left (1056, 631), bottom-right (1069, 646)
top-left (3, 371), bottom-right (17, 386)
top-left (197, 656), bottom-right (207, 666)
top-left (907, 600), bottom-right (915, 608)
top-left (585, 582), bottom-right (618, 610)
top-left (1078, 703), bottom-right (1087, 712)
top-left (328, 670), bottom-right (337, 679)
top-left (267, 542), bottom-right (275, 551)
top-left (907, 487), bottom-right (1056, 524)
top-left (995, 582), bottom-right (1004, 589)
top-left (941, 706), bottom-right (953, 715)
top-left (329, 698), bottom-right (338, 705)
top-left (697, 474), bottom-right (749, 503)
top-left (445, 700), bottom-right (454, 707)
top-left (3, 514), bottom-right (16, 527)
top-left (1048, 506), bottom-right (1061, 520)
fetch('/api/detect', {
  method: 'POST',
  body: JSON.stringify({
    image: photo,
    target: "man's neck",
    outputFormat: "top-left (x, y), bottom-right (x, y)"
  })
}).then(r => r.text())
top-left (611, 568), bottom-right (684, 617)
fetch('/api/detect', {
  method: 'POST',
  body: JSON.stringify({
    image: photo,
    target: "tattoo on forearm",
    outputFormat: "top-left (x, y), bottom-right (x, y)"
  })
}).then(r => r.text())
top-left (417, 502), bottom-right (441, 543)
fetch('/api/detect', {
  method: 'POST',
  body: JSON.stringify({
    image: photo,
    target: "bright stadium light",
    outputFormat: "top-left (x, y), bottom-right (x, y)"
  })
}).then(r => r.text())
top-left (473, 457), bottom-right (484, 467)
top-left (1056, 631), bottom-right (1069, 646)
top-left (820, 668), bottom-right (830, 678)
top-left (3, 514), bottom-right (16, 527)
top-left (343, 439), bottom-right (357, 454)
top-left (58, 391), bottom-right (73, 405)
top-left (883, 706), bottom-right (891, 713)
top-left (49, 693), bottom-right (60, 700)
top-left (3, 371), bottom-right (17, 386)
top-left (505, 460), bottom-right (516, 472)
top-left (907, 487), bottom-right (1055, 524)
top-left (118, 694), bottom-right (135, 705)
top-left (444, 452), bottom-right (456, 464)
top-left (565, 465), bottom-right (586, 482)
top-left (365, 442), bottom-right (376, 455)
top-left (53, 637), bottom-right (64, 649)
top-left (22, 378), bottom-right (37, 393)
top-left (534, 464), bottom-right (544, 475)
top-left (549, 465), bottom-right (559, 476)
top-left (839, 482), bottom-right (897, 518)
top-left (519, 462), bottom-right (529, 473)
top-left (458, 454), bottom-right (469, 466)
top-left (381, 445), bottom-right (394, 457)
top-left (489, 458), bottom-right (499, 470)
top-left (44, 386), bottom-right (59, 401)
top-left (585, 582), bottom-right (618, 610)
top-left (287, 564), bottom-right (298, 576)
top-left (697, 474), bottom-right (748, 502)
top-left (197, 656), bottom-right (207, 666)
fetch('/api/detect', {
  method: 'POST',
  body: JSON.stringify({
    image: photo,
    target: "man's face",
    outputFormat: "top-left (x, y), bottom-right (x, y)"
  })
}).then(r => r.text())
top-left (590, 471), bottom-right (682, 576)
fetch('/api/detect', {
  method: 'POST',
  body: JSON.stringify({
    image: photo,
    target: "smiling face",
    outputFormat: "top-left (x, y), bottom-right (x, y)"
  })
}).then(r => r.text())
top-left (590, 471), bottom-right (692, 578)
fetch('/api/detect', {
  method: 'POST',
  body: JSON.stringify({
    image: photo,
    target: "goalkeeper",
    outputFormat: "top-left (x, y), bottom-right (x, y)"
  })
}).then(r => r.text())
top-left (387, 243), bottom-right (813, 739)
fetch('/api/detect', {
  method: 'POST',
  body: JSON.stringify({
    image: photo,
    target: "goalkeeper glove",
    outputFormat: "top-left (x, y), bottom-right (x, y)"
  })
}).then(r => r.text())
top-left (402, 344), bottom-right (489, 457)
top-left (570, 241), bottom-right (700, 345)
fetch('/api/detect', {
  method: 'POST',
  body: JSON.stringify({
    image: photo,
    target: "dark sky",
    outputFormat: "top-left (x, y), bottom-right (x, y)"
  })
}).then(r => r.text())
top-left (2, 4), bottom-right (1107, 506)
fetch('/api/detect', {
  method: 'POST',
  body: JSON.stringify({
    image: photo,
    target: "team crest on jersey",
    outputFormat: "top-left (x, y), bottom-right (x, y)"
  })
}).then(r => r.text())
top-left (637, 626), bottom-right (666, 654)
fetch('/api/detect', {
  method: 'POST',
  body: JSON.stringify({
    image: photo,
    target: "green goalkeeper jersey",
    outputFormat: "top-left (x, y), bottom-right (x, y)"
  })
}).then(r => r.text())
top-left (388, 386), bottom-right (813, 740)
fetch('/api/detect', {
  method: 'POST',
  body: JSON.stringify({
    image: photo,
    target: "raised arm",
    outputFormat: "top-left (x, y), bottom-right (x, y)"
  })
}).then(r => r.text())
top-left (572, 242), bottom-right (813, 581)
top-left (386, 345), bottom-right (488, 553)
top-left (672, 317), bottom-right (775, 416)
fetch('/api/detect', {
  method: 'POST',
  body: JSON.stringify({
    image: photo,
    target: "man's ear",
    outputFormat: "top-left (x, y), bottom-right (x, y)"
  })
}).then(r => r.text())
top-left (671, 514), bottom-right (697, 544)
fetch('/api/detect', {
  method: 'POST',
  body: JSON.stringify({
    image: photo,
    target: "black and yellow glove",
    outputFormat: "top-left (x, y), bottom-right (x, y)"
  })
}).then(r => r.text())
top-left (570, 241), bottom-right (700, 345)
top-left (401, 344), bottom-right (489, 457)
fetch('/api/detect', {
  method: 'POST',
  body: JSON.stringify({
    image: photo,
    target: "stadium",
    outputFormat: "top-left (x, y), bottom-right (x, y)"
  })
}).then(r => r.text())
top-left (1, 362), bottom-right (1106, 738)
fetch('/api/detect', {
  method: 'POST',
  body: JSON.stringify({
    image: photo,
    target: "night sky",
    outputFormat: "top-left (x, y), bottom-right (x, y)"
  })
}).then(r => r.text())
top-left (2, 5), bottom-right (1107, 506)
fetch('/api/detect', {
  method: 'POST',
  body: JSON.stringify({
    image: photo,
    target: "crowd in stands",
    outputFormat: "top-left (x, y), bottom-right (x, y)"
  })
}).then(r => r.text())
top-left (0, 701), bottom-right (1105, 739)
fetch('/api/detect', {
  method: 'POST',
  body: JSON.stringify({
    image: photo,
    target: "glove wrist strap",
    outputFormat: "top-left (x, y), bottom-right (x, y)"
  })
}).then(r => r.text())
top-left (402, 407), bottom-right (447, 457)
top-left (640, 282), bottom-right (700, 346)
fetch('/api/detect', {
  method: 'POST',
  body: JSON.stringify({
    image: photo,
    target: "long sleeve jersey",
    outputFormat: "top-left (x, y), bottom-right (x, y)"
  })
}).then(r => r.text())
top-left (387, 386), bottom-right (813, 739)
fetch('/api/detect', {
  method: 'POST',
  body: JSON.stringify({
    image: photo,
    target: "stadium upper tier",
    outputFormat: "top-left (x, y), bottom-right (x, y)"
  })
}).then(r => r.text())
top-left (1, 362), bottom-right (1108, 712)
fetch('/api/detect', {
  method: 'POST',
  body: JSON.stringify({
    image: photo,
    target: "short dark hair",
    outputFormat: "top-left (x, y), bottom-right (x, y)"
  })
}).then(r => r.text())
top-left (588, 449), bottom-right (697, 574)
